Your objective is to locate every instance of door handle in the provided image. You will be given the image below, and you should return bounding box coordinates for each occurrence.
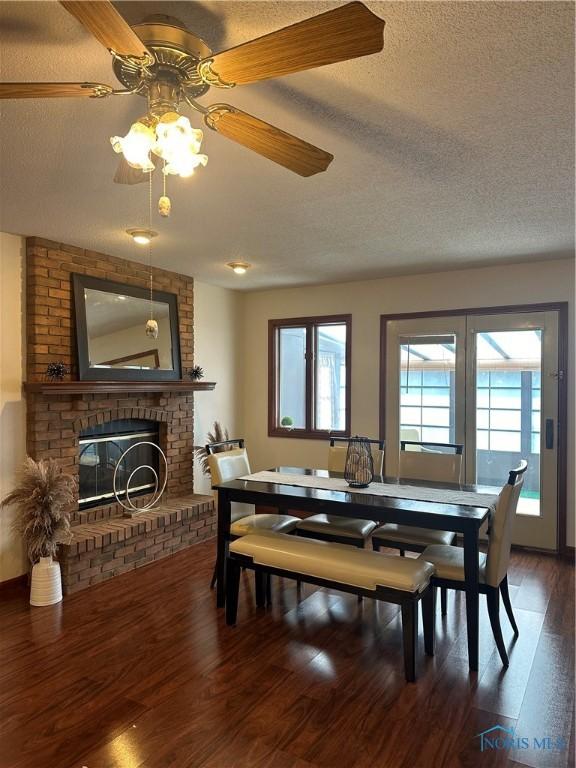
[545,418,554,449]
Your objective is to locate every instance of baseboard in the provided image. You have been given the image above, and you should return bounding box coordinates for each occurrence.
[0,573,28,594]
[562,545,575,563]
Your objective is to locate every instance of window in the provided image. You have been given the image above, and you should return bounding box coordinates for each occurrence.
[476,369,540,454]
[399,338,456,445]
[269,315,351,438]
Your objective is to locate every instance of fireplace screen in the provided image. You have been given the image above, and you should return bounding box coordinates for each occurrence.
[79,419,160,508]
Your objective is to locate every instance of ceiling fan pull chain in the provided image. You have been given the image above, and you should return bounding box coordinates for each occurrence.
[149,169,153,318]
[145,171,158,340]
[159,163,171,217]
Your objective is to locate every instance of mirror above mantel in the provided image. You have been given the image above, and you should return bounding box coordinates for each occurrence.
[73,274,182,381]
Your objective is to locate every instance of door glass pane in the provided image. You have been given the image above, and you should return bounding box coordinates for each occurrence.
[278,327,306,429]
[475,329,542,516]
[315,323,347,431]
[399,336,456,445]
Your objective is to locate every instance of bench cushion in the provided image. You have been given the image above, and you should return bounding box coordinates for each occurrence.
[419,544,487,582]
[296,514,376,539]
[373,524,455,548]
[230,514,299,537]
[229,533,435,593]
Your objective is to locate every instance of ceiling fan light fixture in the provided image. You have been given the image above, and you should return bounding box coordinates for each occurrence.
[227,261,251,275]
[111,120,156,171]
[153,112,208,178]
[163,152,208,178]
[126,228,158,246]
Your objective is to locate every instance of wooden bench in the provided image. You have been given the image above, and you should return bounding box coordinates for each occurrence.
[226,533,436,682]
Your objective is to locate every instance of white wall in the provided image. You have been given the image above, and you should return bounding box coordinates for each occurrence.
[193,281,242,494]
[0,233,27,580]
[240,258,575,547]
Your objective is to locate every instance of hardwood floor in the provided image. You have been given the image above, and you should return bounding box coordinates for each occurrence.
[0,542,573,768]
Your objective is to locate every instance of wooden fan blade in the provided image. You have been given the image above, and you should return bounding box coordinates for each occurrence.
[0,82,112,99]
[113,158,149,185]
[203,2,384,86]
[205,106,333,177]
[60,1,152,59]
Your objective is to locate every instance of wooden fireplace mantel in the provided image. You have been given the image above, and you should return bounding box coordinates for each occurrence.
[23,381,217,395]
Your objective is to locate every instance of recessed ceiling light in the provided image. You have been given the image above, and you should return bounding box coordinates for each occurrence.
[227,261,251,275]
[126,228,158,246]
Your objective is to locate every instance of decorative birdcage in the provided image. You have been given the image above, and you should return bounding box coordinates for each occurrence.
[344,436,374,488]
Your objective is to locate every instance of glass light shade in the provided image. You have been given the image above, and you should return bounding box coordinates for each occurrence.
[163,153,208,178]
[152,113,208,178]
[126,228,157,246]
[227,261,251,275]
[110,121,155,172]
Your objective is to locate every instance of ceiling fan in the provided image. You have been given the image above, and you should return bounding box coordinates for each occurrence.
[0,1,385,179]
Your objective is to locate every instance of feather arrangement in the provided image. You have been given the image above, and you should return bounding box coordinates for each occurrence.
[194,420,230,476]
[0,458,75,564]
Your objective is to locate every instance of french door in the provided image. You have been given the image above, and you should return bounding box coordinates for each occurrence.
[384,309,562,551]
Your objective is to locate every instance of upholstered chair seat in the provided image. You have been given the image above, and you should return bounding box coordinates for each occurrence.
[374,524,455,548]
[420,545,488,582]
[230,513,299,537]
[230,533,435,592]
[295,438,384,549]
[296,514,376,540]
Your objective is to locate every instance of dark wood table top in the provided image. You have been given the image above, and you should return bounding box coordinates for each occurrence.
[213,466,496,526]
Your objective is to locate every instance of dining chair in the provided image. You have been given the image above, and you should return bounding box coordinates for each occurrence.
[327,436,385,475]
[418,461,527,667]
[372,440,463,615]
[206,439,300,588]
[294,437,385,549]
[400,428,421,447]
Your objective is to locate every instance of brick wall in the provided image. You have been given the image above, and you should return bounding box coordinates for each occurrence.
[26,236,194,381]
[24,237,216,593]
[25,237,199,519]
[60,495,215,593]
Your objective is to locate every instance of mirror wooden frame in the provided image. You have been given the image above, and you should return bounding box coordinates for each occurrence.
[72,274,182,381]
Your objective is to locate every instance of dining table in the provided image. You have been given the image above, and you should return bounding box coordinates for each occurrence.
[213,466,497,672]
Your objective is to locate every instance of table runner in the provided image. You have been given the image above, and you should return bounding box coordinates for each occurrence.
[240,471,498,512]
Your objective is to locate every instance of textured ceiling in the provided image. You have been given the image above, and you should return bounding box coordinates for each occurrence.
[0,1,573,290]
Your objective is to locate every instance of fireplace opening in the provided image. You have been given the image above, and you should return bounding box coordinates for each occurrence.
[79,419,160,509]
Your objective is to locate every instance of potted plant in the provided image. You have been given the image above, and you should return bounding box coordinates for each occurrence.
[280,416,294,431]
[1,458,75,606]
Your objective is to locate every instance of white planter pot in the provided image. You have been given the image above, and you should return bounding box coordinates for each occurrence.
[30,556,63,607]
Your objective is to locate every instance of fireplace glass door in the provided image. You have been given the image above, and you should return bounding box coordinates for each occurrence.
[79,420,160,508]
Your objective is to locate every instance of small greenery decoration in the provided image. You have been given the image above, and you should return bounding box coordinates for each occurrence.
[280,416,294,428]
[188,365,205,381]
[45,361,70,381]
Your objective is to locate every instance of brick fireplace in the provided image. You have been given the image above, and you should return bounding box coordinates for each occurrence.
[25,237,216,593]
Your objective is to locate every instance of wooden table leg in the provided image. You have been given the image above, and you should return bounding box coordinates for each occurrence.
[463,526,480,672]
[216,489,231,608]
